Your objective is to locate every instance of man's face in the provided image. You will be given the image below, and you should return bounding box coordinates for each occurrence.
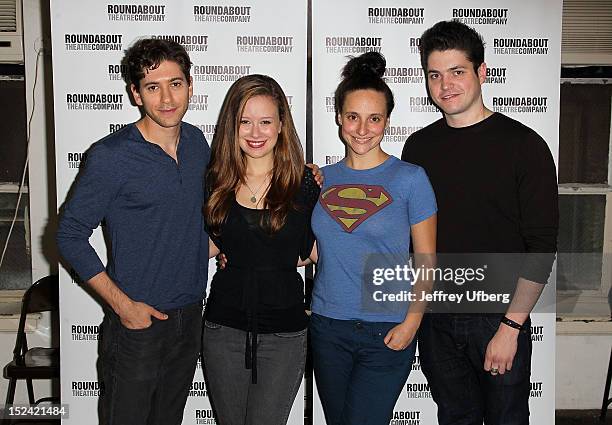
[130,60,192,132]
[425,49,486,126]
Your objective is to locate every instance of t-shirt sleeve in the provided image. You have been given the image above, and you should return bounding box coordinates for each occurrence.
[407,166,437,226]
[299,167,321,261]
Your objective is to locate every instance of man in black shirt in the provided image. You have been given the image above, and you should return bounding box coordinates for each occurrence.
[401,21,558,425]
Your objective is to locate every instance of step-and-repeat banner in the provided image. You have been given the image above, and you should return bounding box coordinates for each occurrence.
[311,1,560,424]
[50,0,560,424]
[50,1,306,424]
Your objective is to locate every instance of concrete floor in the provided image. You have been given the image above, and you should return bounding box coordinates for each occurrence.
[557,410,612,424]
[8,411,612,424]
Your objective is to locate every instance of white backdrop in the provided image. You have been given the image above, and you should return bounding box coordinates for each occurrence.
[50,1,307,424]
[50,0,560,423]
[311,1,560,424]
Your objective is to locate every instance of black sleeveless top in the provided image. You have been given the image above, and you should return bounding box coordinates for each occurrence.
[205,168,319,333]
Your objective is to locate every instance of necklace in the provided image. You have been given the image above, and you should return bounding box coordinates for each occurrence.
[244,174,270,204]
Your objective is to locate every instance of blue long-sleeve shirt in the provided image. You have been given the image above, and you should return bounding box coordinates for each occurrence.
[57,122,211,310]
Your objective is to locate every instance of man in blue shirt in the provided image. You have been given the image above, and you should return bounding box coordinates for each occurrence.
[57,38,211,425]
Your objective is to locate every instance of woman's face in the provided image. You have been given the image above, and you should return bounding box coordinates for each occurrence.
[338,89,388,159]
[238,95,282,161]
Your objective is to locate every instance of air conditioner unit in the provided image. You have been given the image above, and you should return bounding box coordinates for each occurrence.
[0,0,23,64]
[562,0,612,65]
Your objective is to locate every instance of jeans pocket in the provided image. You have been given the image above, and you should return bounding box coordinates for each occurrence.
[121,318,157,333]
[273,328,307,338]
[482,314,504,332]
[372,323,393,342]
[203,320,222,330]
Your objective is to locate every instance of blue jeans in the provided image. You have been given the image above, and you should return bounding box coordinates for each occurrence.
[99,302,203,425]
[201,321,307,425]
[310,313,416,425]
[418,314,532,425]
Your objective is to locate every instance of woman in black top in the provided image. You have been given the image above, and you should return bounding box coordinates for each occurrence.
[203,74,319,425]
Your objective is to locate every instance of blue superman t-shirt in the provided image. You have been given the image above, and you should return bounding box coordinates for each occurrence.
[311,155,437,323]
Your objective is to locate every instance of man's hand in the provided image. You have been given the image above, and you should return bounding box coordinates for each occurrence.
[306,163,324,187]
[116,299,168,330]
[87,271,168,330]
[384,320,418,351]
[484,277,543,375]
[484,324,519,375]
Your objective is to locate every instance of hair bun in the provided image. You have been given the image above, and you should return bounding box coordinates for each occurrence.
[341,51,386,79]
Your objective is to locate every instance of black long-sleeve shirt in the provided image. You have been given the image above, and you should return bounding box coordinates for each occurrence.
[401,113,558,285]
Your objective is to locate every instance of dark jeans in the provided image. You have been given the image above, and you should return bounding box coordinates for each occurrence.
[99,302,203,425]
[201,321,307,425]
[310,313,416,425]
[418,314,532,425]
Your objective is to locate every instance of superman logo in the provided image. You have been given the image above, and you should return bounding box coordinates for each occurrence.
[319,184,393,232]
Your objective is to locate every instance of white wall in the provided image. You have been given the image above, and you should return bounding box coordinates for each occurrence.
[24,0,57,281]
[0,0,56,406]
[556,331,612,409]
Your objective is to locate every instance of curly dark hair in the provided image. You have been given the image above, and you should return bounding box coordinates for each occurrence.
[122,38,192,89]
[419,20,485,74]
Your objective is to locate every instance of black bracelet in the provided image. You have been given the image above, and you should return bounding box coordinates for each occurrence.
[500,316,524,331]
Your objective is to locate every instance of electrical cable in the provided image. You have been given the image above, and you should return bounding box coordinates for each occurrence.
[0,43,43,274]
